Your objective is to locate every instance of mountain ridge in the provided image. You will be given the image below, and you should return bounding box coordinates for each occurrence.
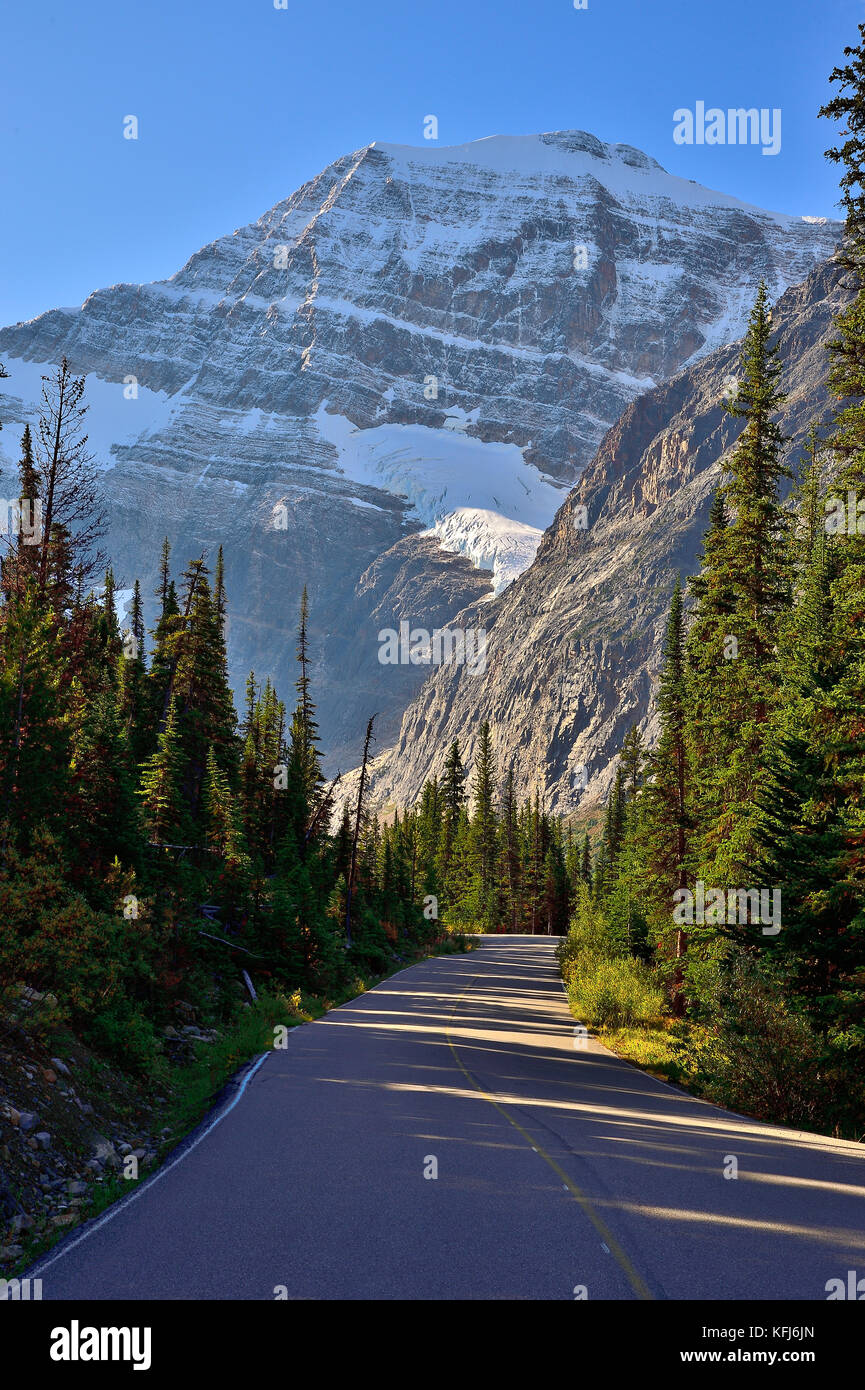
[351,255,849,819]
[0,128,840,768]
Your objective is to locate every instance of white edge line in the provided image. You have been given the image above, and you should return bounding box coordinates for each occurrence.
[28,1051,271,1280]
[25,953,453,1281]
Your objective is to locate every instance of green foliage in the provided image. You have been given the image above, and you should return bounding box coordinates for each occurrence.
[558,881,661,1029]
[558,883,621,977]
[566,956,664,1031]
[0,379,445,1076]
[679,955,831,1130]
[564,67,865,1129]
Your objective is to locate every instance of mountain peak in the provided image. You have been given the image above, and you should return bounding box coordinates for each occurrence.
[0,126,841,774]
[366,127,823,226]
[372,127,666,175]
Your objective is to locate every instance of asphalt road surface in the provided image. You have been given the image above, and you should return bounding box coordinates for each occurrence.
[28,935,865,1300]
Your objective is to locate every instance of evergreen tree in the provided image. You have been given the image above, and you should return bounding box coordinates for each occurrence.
[468,721,500,929]
[33,358,106,601]
[0,588,69,839]
[696,285,792,889]
[1,425,41,598]
[202,745,248,870]
[138,697,190,843]
[499,767,522,932]
[641,579,690,1009]
[817,41,865,973]
[580,833,592,888]
[438,740,466,890]
[173,557,238,814]
[118,579,149,767]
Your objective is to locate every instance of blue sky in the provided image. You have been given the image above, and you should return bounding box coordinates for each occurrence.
[0,0,860,326]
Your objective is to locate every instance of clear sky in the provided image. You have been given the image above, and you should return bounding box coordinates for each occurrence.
[0,0,860,327]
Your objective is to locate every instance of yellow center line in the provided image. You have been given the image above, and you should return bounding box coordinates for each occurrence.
[445,972,654,1301]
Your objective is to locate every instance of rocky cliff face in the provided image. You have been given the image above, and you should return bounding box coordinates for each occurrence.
[0,130,838,768]
[357,258,849,818]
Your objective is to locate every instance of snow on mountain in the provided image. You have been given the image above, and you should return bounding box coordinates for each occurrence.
[0,129,841,768]
[313,402,566,589]
[354,259,850,819]
[0,356,180,473]
[425,509,546,594]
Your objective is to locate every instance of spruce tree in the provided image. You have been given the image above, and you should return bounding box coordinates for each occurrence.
[33,358,106,601]
[641,578,690,1009]
[580,833,592,888]
[498,767,522,931]
[438,740,466,890]
[820,37,865,885]
[138,697,190,843]
[469,721,500,929]
[1,425,41,597]
[173,558,238,813]
[698,285,792,890]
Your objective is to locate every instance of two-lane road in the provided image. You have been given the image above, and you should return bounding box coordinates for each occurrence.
[30,936,865,1299]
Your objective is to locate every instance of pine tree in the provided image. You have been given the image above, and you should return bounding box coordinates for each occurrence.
[0,587,69,839]
[499,766,522,931]
[280,594,326,860]
[820,40,865,878]
[468,721,500,929]
[580,833,592,887]
[214,546,227,632]
[595,768,625,900]
[294,587,323,797]
[619,725,646,802]
[148,541,183,741]
[172,558,238,815]
[202,745,248,870]
[697,285,792,889]
[68,687,141,876]
[523,791,548,934]
[416,776,442,905]
[116,579,148,768]
[438,740,466,891]
[138,697,190,844]
[1,425,41,598]
[723,283,791,656]
[346,715,376,948]
[641,578,690,1009]
[543,828,570,935]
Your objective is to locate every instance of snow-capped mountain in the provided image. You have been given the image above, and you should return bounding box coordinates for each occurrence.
[0,129,839,767]
[352,259,849,820]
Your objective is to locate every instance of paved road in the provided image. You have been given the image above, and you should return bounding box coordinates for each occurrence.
[29,935,865,1300]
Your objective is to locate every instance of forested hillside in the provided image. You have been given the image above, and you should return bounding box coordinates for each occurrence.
[559,39,865,1137]
[0,374,464,1078]
[0,348,584,1093]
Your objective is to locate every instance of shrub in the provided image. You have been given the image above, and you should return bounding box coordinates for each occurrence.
[679,954,829,1128]
[567,956,664,1030]
[557,884,621,984]
[84,1002,160,1076]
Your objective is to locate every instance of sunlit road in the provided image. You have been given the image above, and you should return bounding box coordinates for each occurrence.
[30,935,865,1300]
